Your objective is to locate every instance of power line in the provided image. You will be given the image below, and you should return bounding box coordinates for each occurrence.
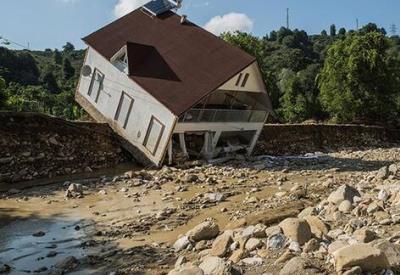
[0,35,30,50]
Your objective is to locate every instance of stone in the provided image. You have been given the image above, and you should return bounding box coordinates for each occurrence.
[328,240,348,255]
[186,221,219,242]
[274,250,294,265]
[297,207,316,219]
[327,184,361,205]
[288,241,301,252]
[47,251,58,257]
[185,174,198,183]
[241,257,263,266]
[333,243,390,272]
[338,200,353,214]
[32,231,45,237]
[342,266,362,275]
[245,238,263,252]
[204,193,225,203]
[303,239,320,253]
[55,256,79,271]
[67,183,82,193]
[229,249,245,263]
[267,233,286,249]
[279,218,312,245]
[377,166,389,180]
[175,256,187,268]
[279,257,320,275]
[174,236,191,252]
[353,229,376,243]
[371,239,400,269]
[378,190,389,201]
[211,231,233,257]
[199,257,231,275]
[242,224,266,238]
[265,225,282,237]
[304,216,329,239]
[388,164,398,175]
[168,265,204,275]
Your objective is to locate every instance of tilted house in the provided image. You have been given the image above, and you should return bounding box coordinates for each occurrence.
[76,3,274,166]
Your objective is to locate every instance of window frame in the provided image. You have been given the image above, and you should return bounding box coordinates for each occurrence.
[87,68,105,103]
[241,73,250,87]
[143,116,165,156]
[114,91,134,129]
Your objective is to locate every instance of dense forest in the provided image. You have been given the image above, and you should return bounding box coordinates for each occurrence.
[0,23,400,125]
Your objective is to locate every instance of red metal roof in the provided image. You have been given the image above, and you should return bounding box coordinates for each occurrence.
[83,10,256,116]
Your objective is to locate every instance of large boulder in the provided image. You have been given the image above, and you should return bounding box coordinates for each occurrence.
[327,184,360,205]
[279,218,312,245]
[186,221,219,242]
[211,231,233,257]
[279,257,321,275]
[199,257,231,275]
[333,243,390,272]
[304,216,329,239]
[371,239,400,269]
[174,236,191,252]
[168,265,204,275]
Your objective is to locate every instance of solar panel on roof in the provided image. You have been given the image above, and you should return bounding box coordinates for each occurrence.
[142,0,178,16]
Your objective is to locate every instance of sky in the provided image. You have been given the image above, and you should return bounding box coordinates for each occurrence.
[1,0,399,50]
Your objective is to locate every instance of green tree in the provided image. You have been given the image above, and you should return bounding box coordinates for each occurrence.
[62,58,75,80]
[330,24,336,36]
[319,32,399,122]
[62,42,75,53]
[0,76,7,108]
[42,71,60,94]
[338,27,346,36]
[54,49,62,64]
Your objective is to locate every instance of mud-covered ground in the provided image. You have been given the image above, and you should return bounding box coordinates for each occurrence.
[1,147,400,274]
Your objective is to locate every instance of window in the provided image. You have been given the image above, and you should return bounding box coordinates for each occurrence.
[241,73,250,87]
[115,92,134,129]
[143,116,165,155]
[235,73,243,86]
[88,69,104,102]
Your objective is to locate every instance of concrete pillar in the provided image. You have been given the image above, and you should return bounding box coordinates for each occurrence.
[179,133,189,158]
[247,128,262,156]
[167,140,173,165]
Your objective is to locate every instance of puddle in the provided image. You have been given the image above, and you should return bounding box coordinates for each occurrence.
[0,217,94,274]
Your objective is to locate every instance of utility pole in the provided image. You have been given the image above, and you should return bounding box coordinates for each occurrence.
[356,18,359,30]
[286,8,290,29]
[390,24,397,36]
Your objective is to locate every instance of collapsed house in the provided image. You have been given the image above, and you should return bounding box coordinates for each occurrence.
[75,0,274,166]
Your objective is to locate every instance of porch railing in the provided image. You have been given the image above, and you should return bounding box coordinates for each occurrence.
[179,108,267,123]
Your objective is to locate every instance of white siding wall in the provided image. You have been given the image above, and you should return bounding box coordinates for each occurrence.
[77,47,177,166]
[218,62,267,93]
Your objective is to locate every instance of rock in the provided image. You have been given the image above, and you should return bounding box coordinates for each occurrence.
[267,234,286,249]
[204,193,225,203]
[55,256,79,271]
[327,184,360,205]
[333,243,389,272]
[288,241,301,252]
[241,257,263,266]
[67,183,82,193]
[279,218,312,245]
[98,190,107,195]
[32,231,45,237]
[304,216,329,239]
[377,166,389,180]
[245,238,263,252]
[186,221,219,242]
[279,257,320,275]
[298,207,316,219]
[174,236,191,252]
[242,224,266,238]
[378,190,389,201]
[371,239,400,269]
[388,164,398,175]
[338,200,353,213]
[328,240,348,255]
[211,231,233,257]
[353,229,376,243]
[0,264,11,273]
[175,256,187,268]
[265,225,282,237]
[342,266,362,275]
[168,265,204,275]
[47,251,58,257]
[185,174,198,183]
[8,188,21,195]
[303,239,320,253]
[367,201,382,214]
[199,257,231,275]
[229,249,245,263]
[274,250,294,265]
